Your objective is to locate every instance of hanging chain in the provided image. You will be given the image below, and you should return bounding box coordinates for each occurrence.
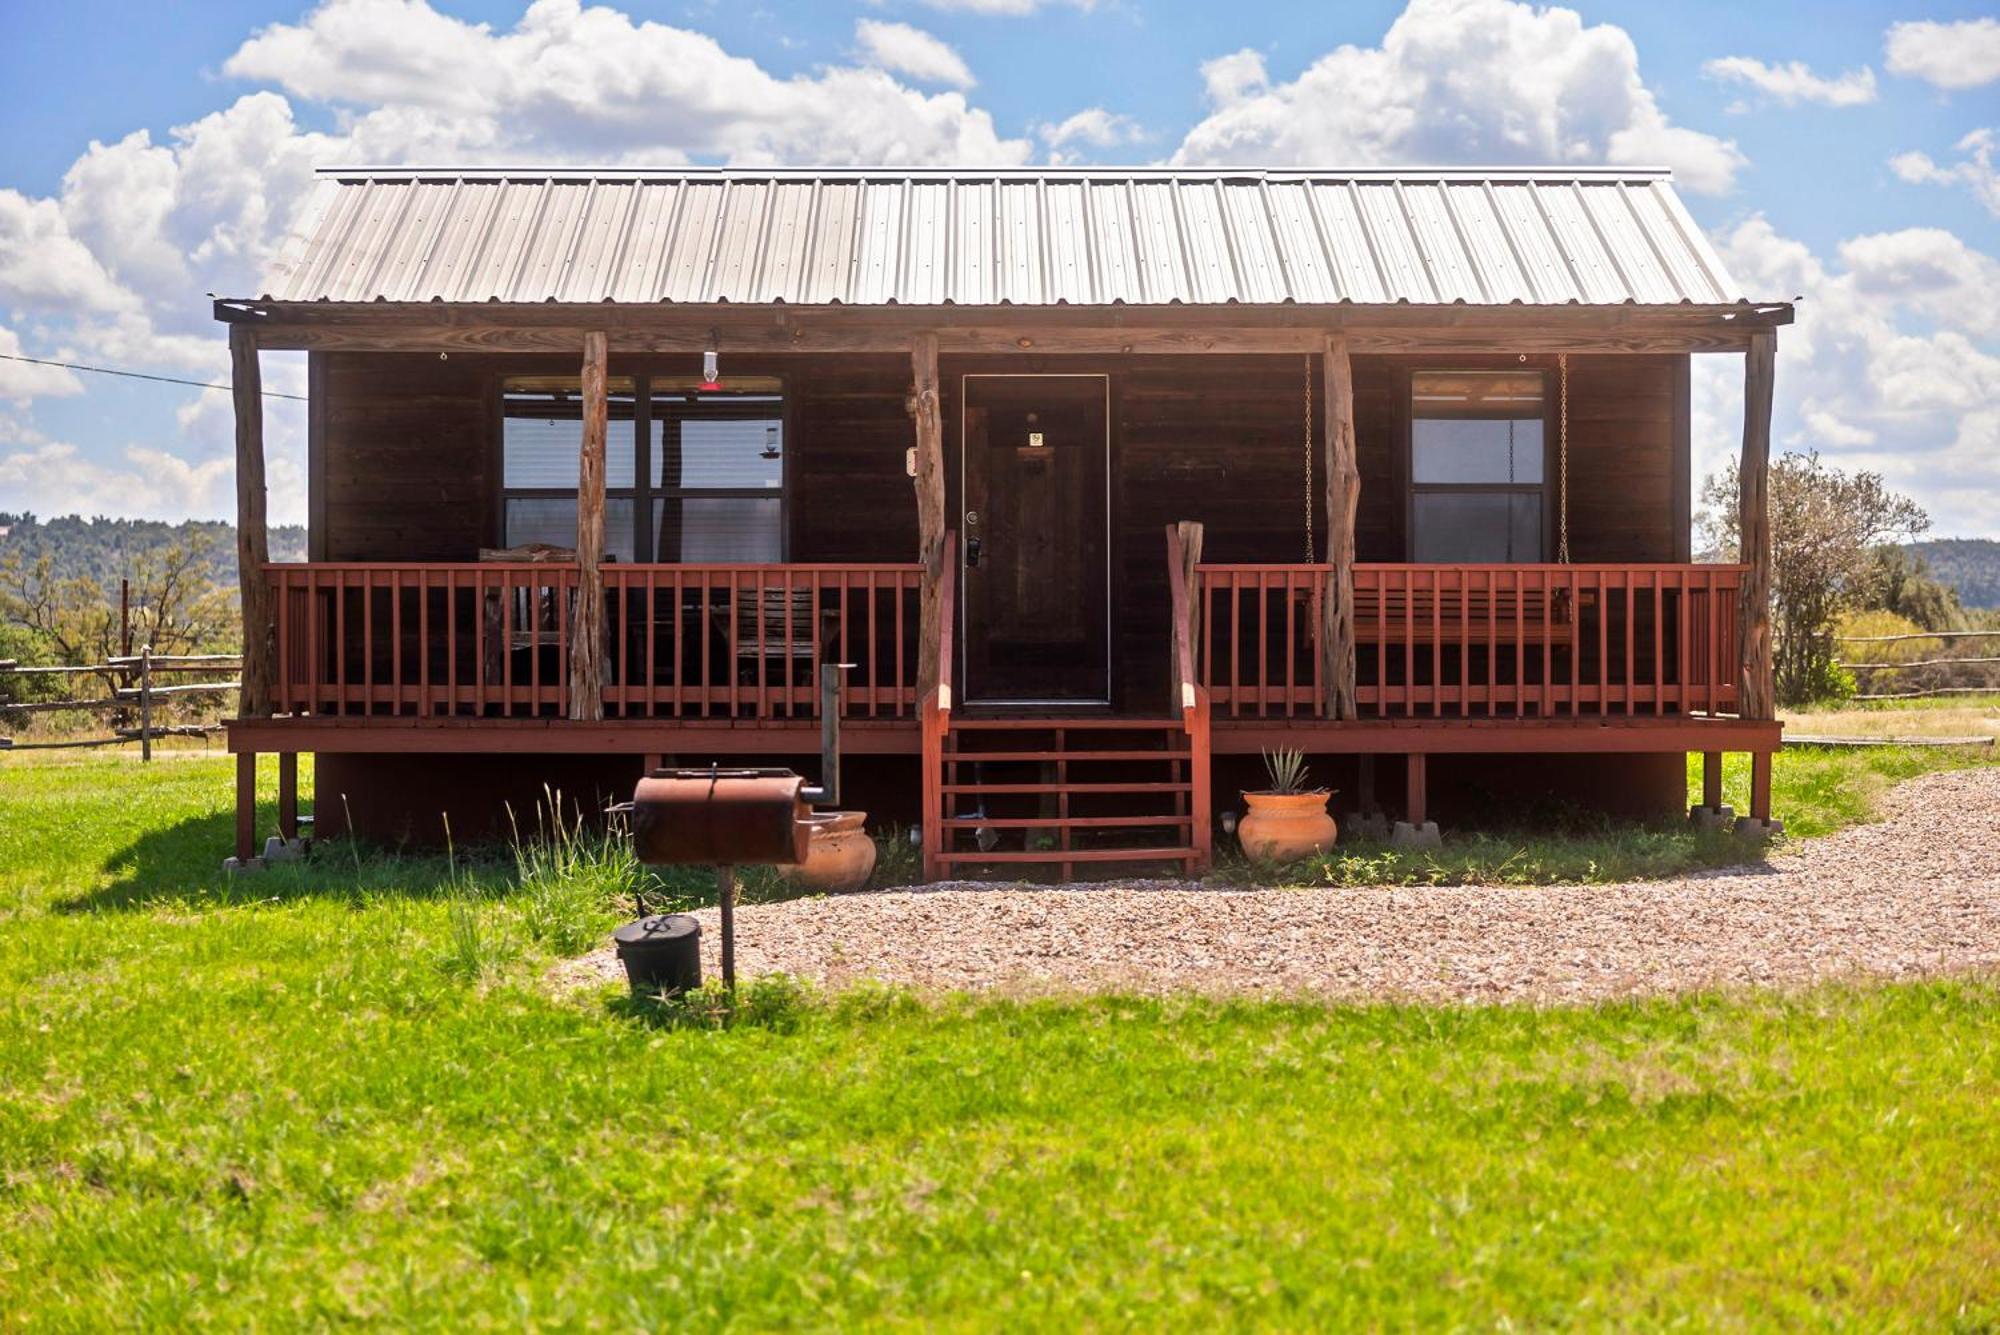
[1557,352,1572,565]
[1303,353,1316,563]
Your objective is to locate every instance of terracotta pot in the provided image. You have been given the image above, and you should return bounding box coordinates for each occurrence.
[1237,791,1338,861]
[784,811,877,894]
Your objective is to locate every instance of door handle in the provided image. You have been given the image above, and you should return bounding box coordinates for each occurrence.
[965,536,983,568]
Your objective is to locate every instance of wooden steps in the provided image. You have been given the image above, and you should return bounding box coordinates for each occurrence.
[930,715,1206,879]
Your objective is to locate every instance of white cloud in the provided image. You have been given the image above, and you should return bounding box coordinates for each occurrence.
[0,328,84,401]
[2,0,1031,521]
[0,191,135,315]
[1173,0,1746,195]
[1693,215,2000,537]
[1885,17,2000,91]
[223,0,1025,166]
[1891,128,2000,219]
[1199,50,1270,106]
[1702,56,1877,107]
[1837,225,2000,336]
[854,20,975,89]
[1037,107,1143,162]
[0,440,235,521]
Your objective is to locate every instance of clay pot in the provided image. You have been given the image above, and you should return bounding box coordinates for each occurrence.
[1237,791,1338,861]
[784,811,877,894]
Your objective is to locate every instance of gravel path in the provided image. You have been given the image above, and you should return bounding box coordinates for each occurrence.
[559,767,2000,1005]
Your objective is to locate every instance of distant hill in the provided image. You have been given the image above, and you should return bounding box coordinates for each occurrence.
[0,514,308,589]
[1910,539,2000,609]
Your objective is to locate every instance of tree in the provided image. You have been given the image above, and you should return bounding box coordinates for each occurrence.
[1700,451,1929,707]
[1856,545,1962,632]
[0,530,236,698]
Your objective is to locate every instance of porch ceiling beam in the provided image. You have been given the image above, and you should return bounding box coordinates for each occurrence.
[240,322,1778,356]
[218,298,1793,331]
[224,301,1793,357]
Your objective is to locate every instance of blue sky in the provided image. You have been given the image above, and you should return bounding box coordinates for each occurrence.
[2,0,1997,534]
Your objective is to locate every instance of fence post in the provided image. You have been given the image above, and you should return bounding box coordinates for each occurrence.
[139,644,153,763]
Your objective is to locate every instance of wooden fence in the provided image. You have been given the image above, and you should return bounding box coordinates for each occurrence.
[1837,628,2000,701]
[0,652,241,755]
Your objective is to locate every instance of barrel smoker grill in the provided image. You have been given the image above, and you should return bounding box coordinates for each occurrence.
[614,664,849,994]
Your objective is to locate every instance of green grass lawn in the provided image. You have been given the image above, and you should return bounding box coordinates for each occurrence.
[1,749,1996,1327]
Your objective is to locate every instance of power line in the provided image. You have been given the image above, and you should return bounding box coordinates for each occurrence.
[0,351,306,401]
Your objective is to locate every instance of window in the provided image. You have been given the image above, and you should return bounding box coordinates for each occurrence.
[1409,371,1546,562]
[499,375,785,562]
[650,377,784,562]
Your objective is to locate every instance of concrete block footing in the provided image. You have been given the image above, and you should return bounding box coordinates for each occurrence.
[222,856,265,874]
[263,836,308,863]
[1390,820,1442,850]
[1688,804,1736,831]
[1733,816,1785,841]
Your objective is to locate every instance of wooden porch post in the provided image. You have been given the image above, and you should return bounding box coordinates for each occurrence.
[911,332,946,698]
[1321,334,1360,719]
[231,324,275,719]
[1739,329,1776,721]
[235,752,258,863]
[568,330,608,721]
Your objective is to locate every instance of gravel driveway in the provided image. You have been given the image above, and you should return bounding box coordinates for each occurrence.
[562,766,2000,1005]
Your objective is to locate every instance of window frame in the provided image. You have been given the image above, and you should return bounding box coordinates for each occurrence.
[649,387,789,565]
[493,371,790,564]
[1404,366,1555,564]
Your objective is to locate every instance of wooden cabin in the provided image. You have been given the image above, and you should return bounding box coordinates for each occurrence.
[220,166,1786,876]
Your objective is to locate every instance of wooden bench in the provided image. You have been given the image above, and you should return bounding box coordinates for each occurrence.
[1353,586,1591,648]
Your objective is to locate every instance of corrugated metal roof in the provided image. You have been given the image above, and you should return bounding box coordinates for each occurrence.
[254,167,1751,308]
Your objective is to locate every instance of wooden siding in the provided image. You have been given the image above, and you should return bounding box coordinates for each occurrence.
[312,349,1688,708]
[318,352,492,561]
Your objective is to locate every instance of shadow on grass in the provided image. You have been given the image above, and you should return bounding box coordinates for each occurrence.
[60,804,929,916]
[57,801,484,913]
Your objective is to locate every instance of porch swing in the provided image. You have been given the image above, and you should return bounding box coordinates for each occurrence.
[1338,353,1584,651]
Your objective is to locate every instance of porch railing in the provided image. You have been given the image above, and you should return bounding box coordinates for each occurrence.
[1195,562,1745,720]
[269,561,924,720]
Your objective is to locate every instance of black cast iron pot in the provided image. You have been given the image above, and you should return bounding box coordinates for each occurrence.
[612,914,703,995]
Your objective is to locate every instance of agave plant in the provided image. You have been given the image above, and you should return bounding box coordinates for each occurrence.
[1258,747,1318,795]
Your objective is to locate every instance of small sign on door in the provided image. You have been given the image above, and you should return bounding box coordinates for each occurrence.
[1028,431,1045,448]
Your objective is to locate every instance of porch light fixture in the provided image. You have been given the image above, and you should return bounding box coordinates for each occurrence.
[699,329,722,392]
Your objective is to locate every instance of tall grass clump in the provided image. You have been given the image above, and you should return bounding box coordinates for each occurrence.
[508,787,637,956]
[437,817,510,982]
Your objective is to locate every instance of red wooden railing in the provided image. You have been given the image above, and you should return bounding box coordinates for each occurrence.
[269,561,923,720]
[1194,562,1745,720]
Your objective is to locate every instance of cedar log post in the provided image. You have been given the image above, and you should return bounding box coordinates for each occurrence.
[1320,334,1360,719]
[1176,519,1204,696]
[231,324,275,719]
[568,330,609,721]
[911,333,946,699]
[1738,329,1776,721]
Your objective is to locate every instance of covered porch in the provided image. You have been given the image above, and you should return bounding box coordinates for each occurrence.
[217,166,1787,873]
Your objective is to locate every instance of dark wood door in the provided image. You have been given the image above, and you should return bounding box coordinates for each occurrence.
[961,375,1110,703]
